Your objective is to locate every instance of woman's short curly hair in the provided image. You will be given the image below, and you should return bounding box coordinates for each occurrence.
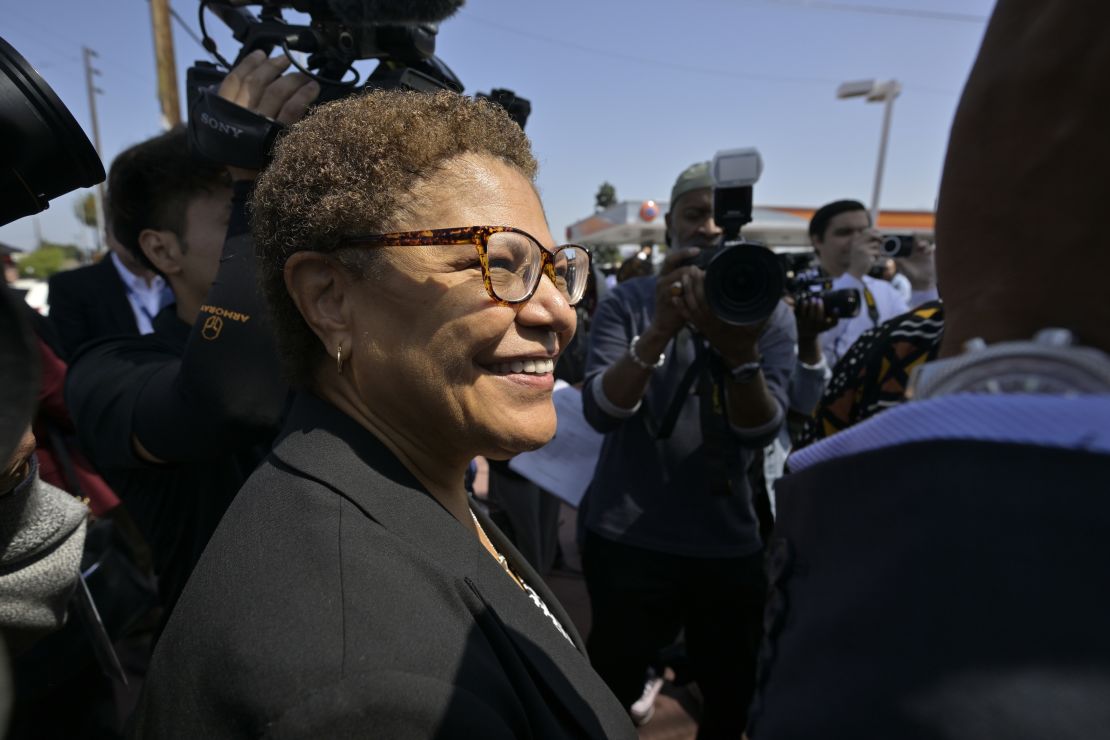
[252,89,538,385]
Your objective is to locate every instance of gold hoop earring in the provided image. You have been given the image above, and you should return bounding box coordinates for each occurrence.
[336,343,344,375]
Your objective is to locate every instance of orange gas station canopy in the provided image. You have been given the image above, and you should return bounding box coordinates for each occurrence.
[770,206,935,232]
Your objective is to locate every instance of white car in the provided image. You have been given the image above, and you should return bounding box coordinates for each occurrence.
[11,278,49,315]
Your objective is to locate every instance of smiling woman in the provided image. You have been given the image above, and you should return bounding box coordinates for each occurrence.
[129,90,635,740]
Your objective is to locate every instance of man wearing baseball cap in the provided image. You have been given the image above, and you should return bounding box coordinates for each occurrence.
[579,161,796,735]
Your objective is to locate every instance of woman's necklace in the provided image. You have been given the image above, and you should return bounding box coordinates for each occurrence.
[469,509,525,590]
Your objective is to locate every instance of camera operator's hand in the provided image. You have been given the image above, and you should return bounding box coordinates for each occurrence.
[675,266,767,367]
[218,50,320,181]
[848,227,882,279]
[894,236,937,291]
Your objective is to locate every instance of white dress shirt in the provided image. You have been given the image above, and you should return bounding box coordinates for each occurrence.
[819,273,909,368]
[110,252,173,335]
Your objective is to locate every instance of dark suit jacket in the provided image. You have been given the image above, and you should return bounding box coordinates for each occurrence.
[749,439,1110,739]
[48,257,138,359]
[130,393,636,739]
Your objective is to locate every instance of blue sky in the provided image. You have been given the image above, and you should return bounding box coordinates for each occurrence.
[1,0,996,252]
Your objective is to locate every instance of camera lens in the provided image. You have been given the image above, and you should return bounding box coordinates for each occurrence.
[0,38,104,226]
[822,288,862,319]
[880,235,915,258]
[703,242,785,325]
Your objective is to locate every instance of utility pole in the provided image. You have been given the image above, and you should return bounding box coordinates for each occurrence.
[150,0,181,130]
[32,216,44,250]
[82,46,105,254]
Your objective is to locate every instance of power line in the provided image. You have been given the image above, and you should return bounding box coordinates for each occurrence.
[168,4,208,51]
[740,0,989,24]
[454,11,958,96]
[5,9,150,86]
[457,12,845,88]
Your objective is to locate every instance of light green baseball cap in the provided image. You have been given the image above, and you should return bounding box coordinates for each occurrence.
[669,161,713,210]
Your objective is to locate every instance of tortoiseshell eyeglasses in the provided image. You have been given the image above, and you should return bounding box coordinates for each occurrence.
[337,225,592,306]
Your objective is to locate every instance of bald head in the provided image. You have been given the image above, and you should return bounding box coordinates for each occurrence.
[935,0,1110,357]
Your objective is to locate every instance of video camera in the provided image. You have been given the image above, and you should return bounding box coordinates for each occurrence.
[187,0,531,171]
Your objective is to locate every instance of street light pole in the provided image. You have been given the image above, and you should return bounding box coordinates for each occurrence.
[868,80,901,225]
[837,79,902,226]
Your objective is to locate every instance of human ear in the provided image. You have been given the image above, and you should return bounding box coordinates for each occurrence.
[138,228,183,276]
[283,252,355,360]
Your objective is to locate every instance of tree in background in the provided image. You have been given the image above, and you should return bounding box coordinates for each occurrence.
[17,241,83,279]
[588,244,621,269]
[73,191,104,252]
[74,193,98,230]
[595,182,617,212]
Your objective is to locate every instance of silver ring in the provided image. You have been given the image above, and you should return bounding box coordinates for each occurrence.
[669,280,683,296]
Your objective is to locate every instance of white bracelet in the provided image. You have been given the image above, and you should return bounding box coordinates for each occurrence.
[628,334,665,370]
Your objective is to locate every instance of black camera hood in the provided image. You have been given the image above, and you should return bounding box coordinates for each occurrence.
[188,88,285,171]
[0,37,104,226]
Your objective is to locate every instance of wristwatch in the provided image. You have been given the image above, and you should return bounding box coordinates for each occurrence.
[729,360,763,384]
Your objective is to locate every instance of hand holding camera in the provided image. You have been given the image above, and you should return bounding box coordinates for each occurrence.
[672,263,767,365]
[217,50,320,180]
[894,236,937,290]
[650,247,701,340]
[793,294,838,340]
[849,227,883,277]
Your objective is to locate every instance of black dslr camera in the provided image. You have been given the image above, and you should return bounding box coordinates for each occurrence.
[186,0,531,170]
[782,258,861,320]
[689,148,786,326]
[688,148,861,325]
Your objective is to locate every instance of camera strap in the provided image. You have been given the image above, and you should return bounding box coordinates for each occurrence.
[655,333,704,440]
[698,345,740,497]
[654,334,739,497]
[863,283,881,327]
[188,89,285,171]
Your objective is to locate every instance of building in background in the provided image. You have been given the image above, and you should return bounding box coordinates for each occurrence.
[568,200,935,266]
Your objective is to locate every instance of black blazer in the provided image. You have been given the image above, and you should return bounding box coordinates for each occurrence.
[48,257,138,359]
[130,393,636,739]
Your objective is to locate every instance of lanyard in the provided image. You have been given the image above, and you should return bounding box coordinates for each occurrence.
[862,283,881,328]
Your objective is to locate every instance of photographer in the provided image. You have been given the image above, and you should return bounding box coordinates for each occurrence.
[809,200,909,368]
[580,161,796,735]
[65,52,317,615]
